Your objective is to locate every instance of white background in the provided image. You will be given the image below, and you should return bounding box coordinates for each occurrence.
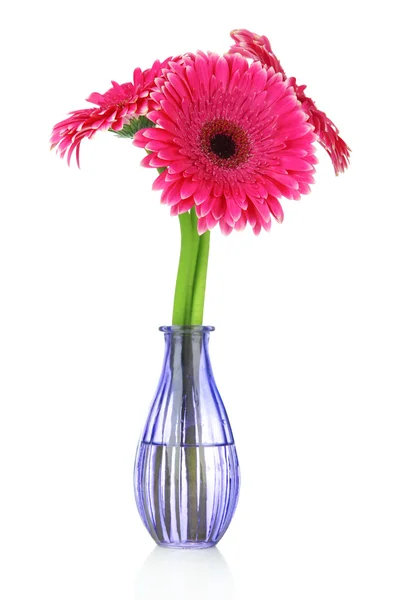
[1,1,399,598]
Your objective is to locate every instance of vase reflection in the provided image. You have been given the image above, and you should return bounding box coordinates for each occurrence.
[134,546,235,600]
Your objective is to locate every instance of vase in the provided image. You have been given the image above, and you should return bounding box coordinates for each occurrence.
[134,325,240,549]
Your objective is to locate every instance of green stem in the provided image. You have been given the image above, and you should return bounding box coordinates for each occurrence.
[172,212,193,325]
[184,210,200,323]
[172,209,211,326]
[190,229,210,325]
[155,164,211,325]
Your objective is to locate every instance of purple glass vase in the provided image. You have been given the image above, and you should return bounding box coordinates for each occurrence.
[134,326,240,549]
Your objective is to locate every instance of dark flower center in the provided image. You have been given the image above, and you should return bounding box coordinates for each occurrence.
[200,119,250,169]
[210,133,236,159]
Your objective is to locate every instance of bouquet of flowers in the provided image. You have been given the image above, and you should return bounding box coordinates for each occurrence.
[51,28,349,549]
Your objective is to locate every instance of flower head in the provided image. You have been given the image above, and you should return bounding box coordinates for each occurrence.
[50,59,169,167]
[230,29,350,174]
[134,51,317,235]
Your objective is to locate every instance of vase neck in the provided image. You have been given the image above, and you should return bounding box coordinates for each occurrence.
[162,327,213,379]
[140,325,234,446]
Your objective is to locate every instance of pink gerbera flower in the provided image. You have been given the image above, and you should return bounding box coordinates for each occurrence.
[50,59,169,167]
[229,29,350,174]
[134,51,317,235]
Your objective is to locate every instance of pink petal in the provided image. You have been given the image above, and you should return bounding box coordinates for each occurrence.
[152,171,167,190]
[266,196,284,223]
[180,178,198,199]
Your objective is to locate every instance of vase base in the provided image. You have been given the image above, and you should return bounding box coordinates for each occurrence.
[157,541,216,550]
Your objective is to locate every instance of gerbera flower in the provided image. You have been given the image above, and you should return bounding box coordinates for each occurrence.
[134,51,317,235]
[50,59,169,167]
[229,29,350,174]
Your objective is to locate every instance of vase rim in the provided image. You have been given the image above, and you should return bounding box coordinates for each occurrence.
[159,325,215,334]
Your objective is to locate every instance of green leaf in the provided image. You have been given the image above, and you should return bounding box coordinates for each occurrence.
[109,115,156,138]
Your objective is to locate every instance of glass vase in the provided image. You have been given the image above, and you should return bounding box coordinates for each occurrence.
[134,326,240,549]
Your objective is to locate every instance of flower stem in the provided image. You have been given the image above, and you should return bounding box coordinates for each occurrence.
[172,211,193,325]
[184,210,200,323]
[190,227,210,325]
[172,209,211,325]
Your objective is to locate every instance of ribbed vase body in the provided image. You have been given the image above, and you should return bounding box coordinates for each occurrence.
[134,326,240,549]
